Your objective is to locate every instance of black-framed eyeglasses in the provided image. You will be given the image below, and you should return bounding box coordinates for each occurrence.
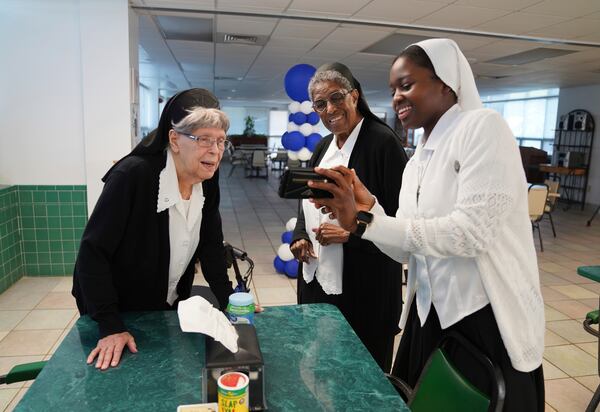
[312,90,353,113]
[175,131,232,151]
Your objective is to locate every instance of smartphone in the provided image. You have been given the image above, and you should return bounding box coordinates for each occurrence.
[278,167,334,199]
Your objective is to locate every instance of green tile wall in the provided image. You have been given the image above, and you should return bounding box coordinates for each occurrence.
[0,184,88,292]
[0,186,24,294]
[18,186,87,276]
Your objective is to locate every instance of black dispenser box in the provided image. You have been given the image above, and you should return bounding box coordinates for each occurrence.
[202,324,267,410]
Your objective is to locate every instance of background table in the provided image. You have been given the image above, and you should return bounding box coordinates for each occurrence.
[15,304,408,411]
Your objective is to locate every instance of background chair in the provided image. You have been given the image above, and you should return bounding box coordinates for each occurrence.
[247,150,268,178]
[577,265,600,412]
[227,146,249,178]
[386,331,505,412]
[544,179,560,237]
[528,183,549,252]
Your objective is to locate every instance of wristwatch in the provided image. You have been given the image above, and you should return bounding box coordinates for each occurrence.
[353,211,373,238]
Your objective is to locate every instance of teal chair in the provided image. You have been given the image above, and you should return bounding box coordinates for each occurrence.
[0,361,47,385]
[387,331,505,412]
[577,265,600,412]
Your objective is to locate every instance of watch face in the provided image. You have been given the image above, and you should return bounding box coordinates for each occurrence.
[357,211,373,224]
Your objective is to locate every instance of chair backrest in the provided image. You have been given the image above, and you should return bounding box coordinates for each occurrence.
[251,150,266,167]
[528,184,549,220]
[409,331,505,412]
[410,350,490,412]
[544,179,560,210]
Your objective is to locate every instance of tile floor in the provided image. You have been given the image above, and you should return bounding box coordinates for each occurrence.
[1,163,600,411]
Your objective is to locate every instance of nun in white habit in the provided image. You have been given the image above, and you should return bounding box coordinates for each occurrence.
[308,38,545,411]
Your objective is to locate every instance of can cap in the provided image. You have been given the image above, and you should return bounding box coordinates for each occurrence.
[228,292,254,307]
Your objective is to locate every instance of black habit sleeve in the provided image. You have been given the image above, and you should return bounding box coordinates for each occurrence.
[74,168,135,338]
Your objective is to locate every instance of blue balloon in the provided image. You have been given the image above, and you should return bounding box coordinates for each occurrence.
[284,259,299,278]
[287,131,305,151]
[284,64,316,102]
[307,112,320,125]
[306,133,322,152]
[281,132,289,149]
[288,113,294,122]
[291,112,307,125]
[281,231,293,244]
[273,256,286,274]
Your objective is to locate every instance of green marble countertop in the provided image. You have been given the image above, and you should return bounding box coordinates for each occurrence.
[15,304,408,411]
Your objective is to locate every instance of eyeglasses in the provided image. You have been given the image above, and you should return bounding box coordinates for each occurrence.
[312,90,353,113]
[175,131,232,151]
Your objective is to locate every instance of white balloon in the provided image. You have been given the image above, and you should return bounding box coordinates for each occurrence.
[297,147,312,161]
[288,101,301,113]
[313,125,321,133]
[286,217,298,232]
[300,100,313,114]
[299,123,313,136]
[287,122,299,132]
[277,243,294,261]
[287,150,299,161]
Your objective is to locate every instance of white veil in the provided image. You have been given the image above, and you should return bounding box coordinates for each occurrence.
[409,38,483,111]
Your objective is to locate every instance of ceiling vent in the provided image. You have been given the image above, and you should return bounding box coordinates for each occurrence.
[361,33,432,55]
[156,16,213,42]
[486,48,577,65]
[223,34,258,45]
[216,33,268,46]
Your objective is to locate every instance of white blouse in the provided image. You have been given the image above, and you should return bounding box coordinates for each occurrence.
[301,118,363,294]
[364,105,544,372]
[157,149,205,305]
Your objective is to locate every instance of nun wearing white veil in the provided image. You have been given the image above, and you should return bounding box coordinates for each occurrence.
[308,38,545,410]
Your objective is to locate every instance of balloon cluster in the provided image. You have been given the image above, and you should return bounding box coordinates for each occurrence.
[281,64,323,162]
[273,218,299,278]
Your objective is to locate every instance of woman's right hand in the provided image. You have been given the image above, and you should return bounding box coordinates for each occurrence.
[87,331,138,370]
[290,239,316,263]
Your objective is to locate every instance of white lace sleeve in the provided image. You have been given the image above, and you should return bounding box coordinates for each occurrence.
[367,199,410,263]
[365,111,523,258]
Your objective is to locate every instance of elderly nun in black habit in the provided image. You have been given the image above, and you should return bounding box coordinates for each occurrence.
[291,63,408,371]
[72,89,234,370]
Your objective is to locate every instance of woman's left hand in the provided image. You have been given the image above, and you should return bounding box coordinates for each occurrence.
[312,223,349,246]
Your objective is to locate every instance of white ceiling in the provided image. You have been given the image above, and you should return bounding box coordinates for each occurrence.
[132,0,600,107]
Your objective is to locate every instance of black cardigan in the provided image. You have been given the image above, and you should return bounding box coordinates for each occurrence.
[72,153,233,337]
[292,117,408,336]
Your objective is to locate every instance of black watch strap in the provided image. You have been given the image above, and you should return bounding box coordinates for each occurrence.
[353,211,373,238]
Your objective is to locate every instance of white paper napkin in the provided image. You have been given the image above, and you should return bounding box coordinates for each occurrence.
[177,296,239,353]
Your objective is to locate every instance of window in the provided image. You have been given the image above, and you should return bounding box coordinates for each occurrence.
[482,88,559,154]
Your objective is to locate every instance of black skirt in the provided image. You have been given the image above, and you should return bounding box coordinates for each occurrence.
[392,301,545,412]
[298,274,396,372]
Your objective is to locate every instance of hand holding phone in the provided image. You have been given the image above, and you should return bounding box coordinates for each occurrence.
[278,167,335,199]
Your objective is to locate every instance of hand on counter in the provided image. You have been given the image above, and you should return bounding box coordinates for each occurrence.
[254,303,264,313]
[87,331,138,370]
[312,223,349,246]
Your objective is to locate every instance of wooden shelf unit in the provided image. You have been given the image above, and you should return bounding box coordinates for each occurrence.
[550,110,595,210]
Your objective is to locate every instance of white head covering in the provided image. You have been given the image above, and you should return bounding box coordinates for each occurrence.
[408,38,483,111]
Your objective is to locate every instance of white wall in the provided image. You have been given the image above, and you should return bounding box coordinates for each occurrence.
[0,0,134,214]
[557,85,600,207]
[0,0,86,185]
[79,0,134,213]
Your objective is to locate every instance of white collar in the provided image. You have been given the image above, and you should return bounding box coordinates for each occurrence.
[421,104,461,152]
[157,149,204,214]
[333,117,363,156]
